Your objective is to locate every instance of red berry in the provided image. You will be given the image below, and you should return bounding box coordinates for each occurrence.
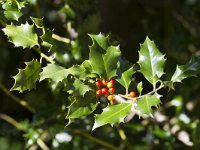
[129,91,137,98]
[107,82,113,88]
[102,79,108,86]
[101,88,108,94]
[107,95,114,101]
[109,87,115,94]
[109,79,115,85]
[104,92,109,97]
[96,89,102,96]
[96,80,102,87]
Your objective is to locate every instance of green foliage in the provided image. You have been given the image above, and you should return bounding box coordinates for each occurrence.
[11,60,41,93]
[89,33,121,80]
[136,94,161,117]
[2,22,39,48]
[93,103,132,130]
[138,37,166,87]
[116,67,135,92]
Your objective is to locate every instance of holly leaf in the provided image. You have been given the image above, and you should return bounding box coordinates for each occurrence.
[138,36,166,87]
[40,63,69,84]
[11,60,41,93]
[92,103,132,130]
[40,28,56,52]
[116,67,135,92]
[136,94,161,117]
[89,34,121,79]
[137,82,143,96]
[73,79,92,96]
[67,92,98,119]
[30,17,44,28]
[171,56,200,83]
[2,22,39,49]
[67,65,87,81]
[89,33,109,50]
[2,0,25,21]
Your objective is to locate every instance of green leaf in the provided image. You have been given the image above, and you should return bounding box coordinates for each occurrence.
[40,63,69,84]
[136,94,161,117]
[67,92,98,119]
[92,103,132,130]
[30,17,44,28]
[11,60,41,93]
[73,79,92,96]
[40,28,56,52]
[171,56,200,83]
[2,0,25,21]
[2,22,39,49]
[89,34,121,79]
[116,67,135,92]
[67,65,87,81]
[137,82,143,96]
[138,36,166,86]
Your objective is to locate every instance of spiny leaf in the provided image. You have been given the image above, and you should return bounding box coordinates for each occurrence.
[89,34,121,80]
[171,56,200,83]
[67,65,87,81]
[30,17,44,28]
[11,60,41,93]
[92,103,132,130]
[138,36,166,87]
[116,67,135,92]
[73,79,92,96]
[40,28,56,52]
[137,82,143,96]
[136,94,161,117]
[2,22,39,49]
[2,0,25,21]
[67,92,98,119]
[40,63,69,84]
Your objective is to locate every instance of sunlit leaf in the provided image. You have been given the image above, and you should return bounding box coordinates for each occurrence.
[92,103,132,130]
[11,60,41,93]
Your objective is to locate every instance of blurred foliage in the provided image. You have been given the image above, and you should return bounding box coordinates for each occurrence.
[1,0,200,149]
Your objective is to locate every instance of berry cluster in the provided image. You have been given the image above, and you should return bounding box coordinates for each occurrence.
[95,79,116,104]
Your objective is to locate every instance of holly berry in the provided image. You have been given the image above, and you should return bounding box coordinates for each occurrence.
[96,80,102,87]
[109,79,115,85]
[101,88,108,94]
[107,82,113,88]
[129,91,137,98]
[96,89,102,96]
[110,99,116,105]
[102,79,108,86]
[104,92,109,97]
[109,87,115,94]
[107,95,114,101]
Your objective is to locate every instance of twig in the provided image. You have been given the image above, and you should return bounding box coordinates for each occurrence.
[52,34,70,44]
[34,47,55,64]
[118,84,164,100]
[0,83,35,113]
[69,129,118,150]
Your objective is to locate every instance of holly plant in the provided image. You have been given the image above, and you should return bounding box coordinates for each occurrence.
[1,0,200,132]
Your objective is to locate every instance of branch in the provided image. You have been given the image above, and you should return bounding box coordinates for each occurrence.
[34,47,55,64]
[0,83,35,113]
[52,34,70,44]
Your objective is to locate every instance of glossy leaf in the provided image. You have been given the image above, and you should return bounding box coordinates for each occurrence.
[30,17,44,28]
[11,60,41,93]
[92,103,132,130]
[89,34,121,79]
[2,0,25,21]
[137,82,143,96]
[136,94,161,117]
[116,67,135,92]
[171,56,200,83]
[40,63,69,84]
[2,22,39,49]
[67,92,98,119]
[138,36,166,86]
[73,79,92,96]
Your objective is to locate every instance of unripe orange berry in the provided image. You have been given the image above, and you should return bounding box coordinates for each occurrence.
[102,79,108,86]
[107,82,113,88]
[107,95,114,101]
[129,91,137,98]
